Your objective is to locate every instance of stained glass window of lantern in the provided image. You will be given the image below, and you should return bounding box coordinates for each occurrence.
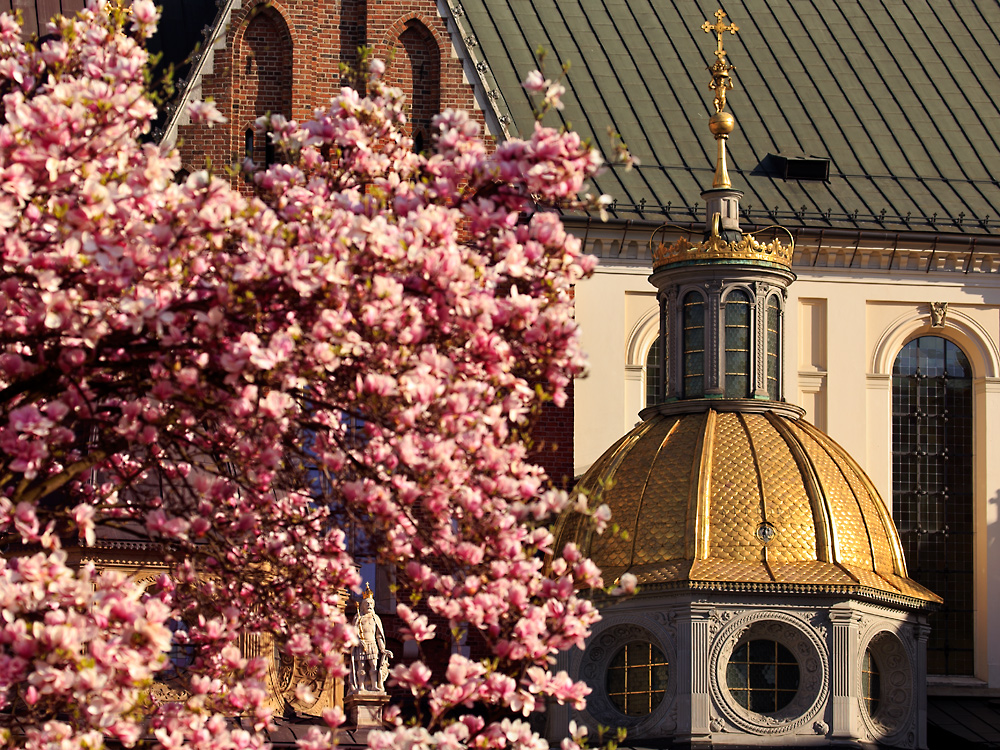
[766,297,780,400]
[645,338,662,408]
[724,289,751,397]
[682,292,705,398]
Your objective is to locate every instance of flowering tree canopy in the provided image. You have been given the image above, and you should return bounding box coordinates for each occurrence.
[0,4,609,750]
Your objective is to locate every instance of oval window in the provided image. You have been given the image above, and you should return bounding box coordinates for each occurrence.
[726,639,800,713]
[606,641,669,716]
[862,647,881,718]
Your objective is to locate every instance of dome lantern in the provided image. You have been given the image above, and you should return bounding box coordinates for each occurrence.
[645,10,797,409]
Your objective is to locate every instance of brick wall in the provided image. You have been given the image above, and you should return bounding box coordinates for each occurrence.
[176,0,485,175]
[529,382,576,491]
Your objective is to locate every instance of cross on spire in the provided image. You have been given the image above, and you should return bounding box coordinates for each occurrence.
[702,9,739,58]
[700,9,739,188]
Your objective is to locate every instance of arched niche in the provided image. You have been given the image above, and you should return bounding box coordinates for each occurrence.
[234,5,293,167]
[391,19,441,149]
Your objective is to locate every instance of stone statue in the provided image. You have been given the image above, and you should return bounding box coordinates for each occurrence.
[930,301,948,328]
[349,585,390,693]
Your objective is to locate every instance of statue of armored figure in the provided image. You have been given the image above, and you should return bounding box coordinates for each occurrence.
[349,585,391,693]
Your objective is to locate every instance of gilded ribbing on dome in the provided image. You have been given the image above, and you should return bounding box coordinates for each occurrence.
[561,410,940,608]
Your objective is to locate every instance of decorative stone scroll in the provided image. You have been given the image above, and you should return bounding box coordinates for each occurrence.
[709,610,829,735]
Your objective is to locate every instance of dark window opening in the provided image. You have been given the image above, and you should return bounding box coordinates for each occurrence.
[606,641,669,717]
[752,153,830,182]
[892,336,974,675]
[766,298,780,400]
[682,292,705,399]
[265,134,276,167]
[645,338,662,409]
[727,639,799,714]
[862,648,881,718]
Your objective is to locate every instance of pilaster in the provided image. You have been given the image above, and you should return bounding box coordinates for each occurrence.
[829,603,862,739]
[752,282,769,399]
[705,281,723,397]
[675,604,714,742]
[915,622,930,750]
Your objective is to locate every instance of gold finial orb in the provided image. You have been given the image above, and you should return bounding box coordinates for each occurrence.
[709,111,735,136]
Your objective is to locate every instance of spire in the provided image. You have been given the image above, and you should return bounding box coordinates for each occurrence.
[702,9,738,189]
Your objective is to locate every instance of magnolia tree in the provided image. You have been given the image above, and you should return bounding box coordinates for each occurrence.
[0,4,616,750]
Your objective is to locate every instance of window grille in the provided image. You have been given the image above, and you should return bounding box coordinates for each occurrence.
[892,336,974,675]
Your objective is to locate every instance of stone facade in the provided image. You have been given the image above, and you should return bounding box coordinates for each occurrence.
[564,595,928,748]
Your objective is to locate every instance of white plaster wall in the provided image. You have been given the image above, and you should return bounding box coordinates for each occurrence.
[574,266,655,476]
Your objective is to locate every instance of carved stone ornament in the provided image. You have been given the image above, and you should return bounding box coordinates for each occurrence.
[709,610,829,735]
[577,619,677,736]
[929,302,948,328]
[708,608,734,635]
[809,611,829,640]
[857,628,915,744]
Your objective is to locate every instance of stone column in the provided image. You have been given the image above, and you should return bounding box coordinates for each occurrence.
[675,604,714,743]
[705,282,723,397]
[752,281,769,399]
[974,376,1000,686]
[829,603,861,739]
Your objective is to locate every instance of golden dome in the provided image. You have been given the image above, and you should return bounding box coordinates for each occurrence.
[560,408,940,608]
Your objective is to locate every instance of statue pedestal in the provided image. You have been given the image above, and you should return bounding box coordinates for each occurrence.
[345,691,389,729]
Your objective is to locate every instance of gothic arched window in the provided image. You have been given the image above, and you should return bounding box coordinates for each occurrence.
[766,297,781,400]
[395,20,440,147]
[645,338,662,409]
[682,292,705,399]
[236,9,292,168]
[724,289,751,398]
[892,336,974,674]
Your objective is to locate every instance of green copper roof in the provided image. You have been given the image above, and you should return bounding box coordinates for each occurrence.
[458,0,1000,234]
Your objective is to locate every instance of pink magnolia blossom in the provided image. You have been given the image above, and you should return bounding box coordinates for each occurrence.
[0,5,610,750]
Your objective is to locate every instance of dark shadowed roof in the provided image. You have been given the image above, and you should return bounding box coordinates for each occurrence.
[458,0,1000,234]
[928,696,1000,748]
[146,0,221,86]
[0,0,84,38]
[0,0,218,89]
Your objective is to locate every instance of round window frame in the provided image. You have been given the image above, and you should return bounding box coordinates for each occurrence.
[857,629,914,742]
[579,622,677,733]
[710,612,828,735]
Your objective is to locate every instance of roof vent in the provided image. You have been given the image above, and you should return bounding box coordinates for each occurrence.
[753,153,831,182]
